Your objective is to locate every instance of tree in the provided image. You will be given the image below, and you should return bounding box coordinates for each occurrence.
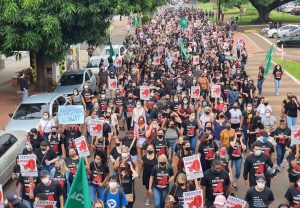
[0,0,117,90]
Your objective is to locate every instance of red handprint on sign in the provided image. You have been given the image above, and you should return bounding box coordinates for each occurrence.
[255,164,264,174]
[213,181,224,193]
[24,159,36,170]
[79,140,87,151]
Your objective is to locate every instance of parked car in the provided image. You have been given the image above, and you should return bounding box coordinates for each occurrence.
[283,5,295,13]
[267,25,300,38]
[277,29,300,47]
[0,130,27,185]
[86,56,109,75]
[5,93,66,132]
[291,6,300,15]
[54,69,97,95]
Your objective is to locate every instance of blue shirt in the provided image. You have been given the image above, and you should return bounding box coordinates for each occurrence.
[101,189,128,208]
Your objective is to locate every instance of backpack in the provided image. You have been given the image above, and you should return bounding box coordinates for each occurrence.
[103,188,123,207]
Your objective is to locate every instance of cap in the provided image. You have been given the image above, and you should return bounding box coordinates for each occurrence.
[213,195,226,205]
[40,170,50,177]
[256,175,266,181]
[261,131,268,137]
[6,193,21,205]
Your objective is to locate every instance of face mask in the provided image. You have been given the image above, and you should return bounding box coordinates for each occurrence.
[94,159,101,164]
[107,109,112,113]
[101,95,105,99]
[121,171,126,176]
[183,100,188,104]
[256,182,265,189]
[150,93,154,97]
[206,127,212,131]
[190,116,195,120]
[254,150,262,156]
[55,167,61,171]
[116,143,121,147]
[178,182,185,186]
[41,147,47,151]
[147,150,154,154]
[226,126,231,130]
[51,131,57,135]
[42,177,49,185]
[109,182,118,189]
[84,86,88,90]
[205,111,210,114]
[233,106,238,109]
[247,106,252,111]
[73,91,78,95]
[158,135,164,139]
[262,137,268,143]
[70,128,76,133]
[43,115,48,120]
[219,100,224,104]
[297,182,300,187]
[136,104,141,108]
[160,162,166,167]
[26,144,32,151]
[213,169,221,173]
[219,149,227,156]
[265,113,271,117]
[264,102,268,106]
[185,147,191,151]
[174,98,178,103]
[122,153,128,158]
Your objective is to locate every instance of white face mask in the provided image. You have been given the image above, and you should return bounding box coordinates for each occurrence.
[42,177,50,185]
[136,103,141,108]
[109,182,117,189]
[247,106,252,111]
[43,115,48,120]
[297,182,300,187]
[256,182,265,189]
[107,109,112,113]
[122,153,128,158]
[265,113,271,117]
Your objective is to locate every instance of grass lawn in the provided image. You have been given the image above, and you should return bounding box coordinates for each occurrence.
[273,57,300,81]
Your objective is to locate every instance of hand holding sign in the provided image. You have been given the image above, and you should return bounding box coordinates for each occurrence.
[191,86,200,99]
[108,78,118,91]
[211,84,221,98]
[74,136,90,158]
[291,126,300,146]
[183,155,203,180]
[19,155,38,177]
[140,86,150,100]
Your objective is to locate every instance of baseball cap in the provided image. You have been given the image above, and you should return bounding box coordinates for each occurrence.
[40,170,50,177]
[256,175,266,181]
[213,195,226,205]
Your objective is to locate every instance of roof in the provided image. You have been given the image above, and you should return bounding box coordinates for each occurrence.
[21,93,63,104]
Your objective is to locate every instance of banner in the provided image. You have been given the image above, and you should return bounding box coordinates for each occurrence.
[58,105,85,125]
[0,184,3,208]
[74,136,90,158]
[192,55,199,65]
[183,155,203,180]
[191,86,200,99]
[19,155,38,177]
[291,125,300,145]
[34,200,57,208]
[153,56,160,65]
[211,84,221,98]
[140,86,150,100]
[114,58,122,67]
[64,158,92,208]
[183,190,204,208]
[108,78,118,91]
[225,196,247,208]
[90,120,103,137]
[263,45,273,77]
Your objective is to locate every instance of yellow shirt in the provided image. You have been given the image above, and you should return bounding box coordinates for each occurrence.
[220,129,235,147]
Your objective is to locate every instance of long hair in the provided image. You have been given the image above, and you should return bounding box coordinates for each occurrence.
[56,159,68,175]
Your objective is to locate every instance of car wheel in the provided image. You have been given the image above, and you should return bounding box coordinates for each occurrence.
[272,33,278,39]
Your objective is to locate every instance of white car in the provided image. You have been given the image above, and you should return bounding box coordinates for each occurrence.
[267,25,300,38]
[99,45,126,60]
[0,130,28,185]
[5,93,66,132]
[86,56,109,75]
[283,5,295,13]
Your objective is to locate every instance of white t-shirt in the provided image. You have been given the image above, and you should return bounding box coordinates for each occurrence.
[229,109,242,124]
[38,119,55,133]
[257,104,272,117]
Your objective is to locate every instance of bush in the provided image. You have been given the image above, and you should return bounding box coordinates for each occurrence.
[142,14,151,23]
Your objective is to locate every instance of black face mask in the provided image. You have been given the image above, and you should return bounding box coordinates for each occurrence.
[178,182,185,186]
[158,135,164,139]
[116,143,121,147]
[70,128,76,133]
[185,147,191,151]
[51,132,57,135]
[264,102,268,106]
[160,162,166,166]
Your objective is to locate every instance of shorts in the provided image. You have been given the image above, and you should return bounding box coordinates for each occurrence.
[86,102,93,111]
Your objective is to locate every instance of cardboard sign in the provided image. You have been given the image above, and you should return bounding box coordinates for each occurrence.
[0,184,3,207]
[108,78,118,91]
[146,38,152,46]
[291,125,300,145]
[192,55,199,65]
[152,56,160,65]
[19,155,38,177]
[172,51,179,61]
[58,105,85,124]
[191,86,200,99]
[211,84,221,98]
[183,190,204,208]
[140,86,150,100]
[114,58,122,67]
[157,46,164,55]
[90,120,103,137]
[225,196,247,208]
[34,200,57,208]
[183,155,203,180]
[139,32,144,39]
[74,136,90,158]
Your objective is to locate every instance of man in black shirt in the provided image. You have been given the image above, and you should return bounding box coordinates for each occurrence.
[182,113,199,153]
[245,175,274,208]
[19,73,29,101]
[201,159,231,208]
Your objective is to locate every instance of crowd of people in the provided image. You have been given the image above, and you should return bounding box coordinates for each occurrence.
[4,5,300,208]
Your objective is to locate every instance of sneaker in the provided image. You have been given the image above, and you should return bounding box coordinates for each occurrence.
[144,199,150,206]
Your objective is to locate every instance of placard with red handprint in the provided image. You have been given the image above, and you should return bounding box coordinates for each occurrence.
[140,86,150,100]
[34,200,57,208]
[183,190,204,208]
[90,120,103,137]
[191,86,200,99]
[74,136,90,158]
[152,56,160,65]
[225,196,247,208]
[146,38,152,46]
[211,84,221,98]
[183,155,203,180]
[19,155,38,177]
[291,125,300,146]
[192,55,199,65]
[172,51,179,61]
[0,184,3,205]
[108,78,118,91]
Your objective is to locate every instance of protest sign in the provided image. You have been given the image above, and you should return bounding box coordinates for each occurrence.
[0,184,3,208]
[108,78,118,91]
[114,58,122,67]
[183,190,204,208]
[191,86,200,99]
[183,155,203,180]
[19,155,38,177]
[146,39,152,46]
[225,196,247,208]
[139,32,144,39]
[172,51,179,61]
[211,84,221,98]
[153,56,160,65]
[192,55,199,65]
[74,136,90,158]
[90,120,103,137]
[291,125,300,145]
[34,200,57,208]
[140,86,150,100]
[58,105,84,125]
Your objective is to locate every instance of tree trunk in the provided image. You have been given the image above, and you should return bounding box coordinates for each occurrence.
[35,53,48,92]
[256,7,271,23]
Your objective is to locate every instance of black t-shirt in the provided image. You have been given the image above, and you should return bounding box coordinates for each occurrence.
[93,137,109,152]
[48,134,65,156]
[228,138,243,160]
[152,137,170,157]
[19,77,29,91]
[254,141,275,157]
[198,141,218,161]
[273,67,283,80]
[272,127,291,145]
[65,157,79,176]
[63,130,81,155]
[34,181,63,207]
[201,169,230,202]
[242,110,256,127]
[182,119,198,138]
[119,173,134,194]
[111,147,121,160]
[151,166,174,189]
[288,153,300,176]
[245,186,274,208]
[169,184,195,208]
[286,102,300,118]
[124,99,136,117]
[29,136,43,150]
[52,171,68,198]
[123,137,138,156]
[81,89,93,103]
[19,176,38,201]
[103,123,112,139]
[284,185,300,207]
[35,148,57,167]
[89,161,110,185]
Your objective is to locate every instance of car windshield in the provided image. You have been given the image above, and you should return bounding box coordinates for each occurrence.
[86,58,109,68]
[0,134,17,157]
[13,103,48,120]
[60,73,83,86]
[103,48,119,56]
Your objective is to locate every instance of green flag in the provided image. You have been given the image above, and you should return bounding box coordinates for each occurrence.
[179,16,188,30]
[180,38,189,61]
[133,16,140,27]
[64,158,91,208]
[108,41,115,63]
[263,45,273,77]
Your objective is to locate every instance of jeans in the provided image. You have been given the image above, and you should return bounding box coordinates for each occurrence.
[287,116,297,129]
[189,136,197,153]
[22,90,28,101]
[153,186,169,208]
[231,158,242,180]
[257,79,264,95]
[274,79,281,95]
[22,199,33,208]
[276,143,286,165]
[89,185,104,203]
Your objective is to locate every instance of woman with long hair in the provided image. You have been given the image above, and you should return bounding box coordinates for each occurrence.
[257,65,265,96]
[37,112,56,141]
[133,116,147,158]
[51,159,71,200]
